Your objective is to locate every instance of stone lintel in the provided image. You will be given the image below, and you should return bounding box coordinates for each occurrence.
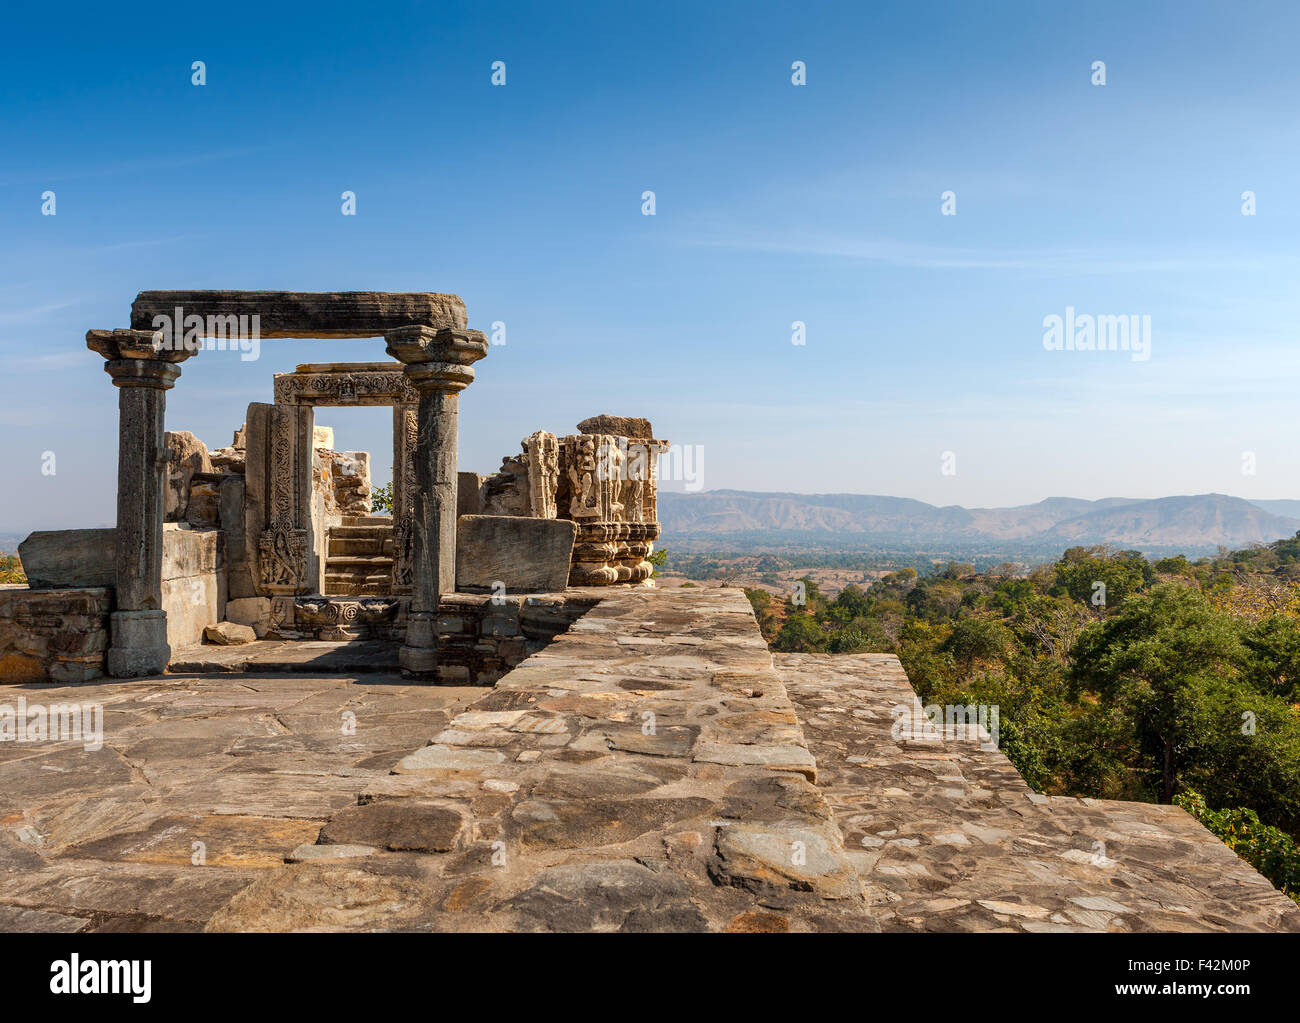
[129,291,467,338]
[273,362,414,406]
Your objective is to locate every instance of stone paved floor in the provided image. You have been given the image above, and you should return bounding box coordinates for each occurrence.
[0,673,479,931]
[0,589,1295,932]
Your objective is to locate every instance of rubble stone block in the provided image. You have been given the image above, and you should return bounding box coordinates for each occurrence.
[204,621,257,645]
[575,413,654,438]
[456,515,576,594]
[164,430,212,521]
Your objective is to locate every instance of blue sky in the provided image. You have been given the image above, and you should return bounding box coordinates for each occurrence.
[3,0,1298,533]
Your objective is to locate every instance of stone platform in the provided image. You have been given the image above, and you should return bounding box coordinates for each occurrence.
[778,652,1300,932]
[0,588,1295,932]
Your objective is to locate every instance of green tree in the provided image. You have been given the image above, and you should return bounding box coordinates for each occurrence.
[646,547,669,579]
[1241,615,1300,702]
[1054,545,1151,610]
[1070,584,1245,802]
[944,616,1012,673]
[773,613,827,653]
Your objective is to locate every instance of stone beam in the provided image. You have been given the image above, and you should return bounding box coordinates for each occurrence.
[130,291,467,338]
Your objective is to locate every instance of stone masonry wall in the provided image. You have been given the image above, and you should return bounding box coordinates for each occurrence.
[263,592,597,684]
[0,587,112,683]
[433,593,599,685]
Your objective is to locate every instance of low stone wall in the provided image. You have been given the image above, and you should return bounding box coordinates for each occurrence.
[0,586,112,683]
[250,591,597,684]
[433,592,599,684]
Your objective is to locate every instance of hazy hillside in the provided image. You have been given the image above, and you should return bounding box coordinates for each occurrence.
[1250,499,1300,520]
[659,491,1300,557]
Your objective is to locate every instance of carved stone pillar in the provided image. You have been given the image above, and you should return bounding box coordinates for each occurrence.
[86,329,195,677]
[385,326,489,675]
[559,433,669,586]
[391,404,418,593]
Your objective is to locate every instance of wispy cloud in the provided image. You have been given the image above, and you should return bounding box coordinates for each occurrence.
[0,145,282,187]
[684,230,1271,275]
[0,299,86,324]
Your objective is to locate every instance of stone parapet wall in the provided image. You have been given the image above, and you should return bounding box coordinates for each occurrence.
[0,586,112,683]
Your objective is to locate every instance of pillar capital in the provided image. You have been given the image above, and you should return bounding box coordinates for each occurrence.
[384,326,489,394]
[88,329,192,389]
[103,359,183,390]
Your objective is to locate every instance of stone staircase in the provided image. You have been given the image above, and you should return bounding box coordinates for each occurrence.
[323,516,395,595]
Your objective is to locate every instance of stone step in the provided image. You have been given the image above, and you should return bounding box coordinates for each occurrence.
[323,579,393,597]
[327,536,394,556]
[325,554,394,568]
[330,524,393,539]
[341,515,394,527]
[169,639,401,674]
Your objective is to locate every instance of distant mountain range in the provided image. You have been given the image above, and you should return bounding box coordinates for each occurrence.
[658,492,1300,557]
[6,495,1299,563]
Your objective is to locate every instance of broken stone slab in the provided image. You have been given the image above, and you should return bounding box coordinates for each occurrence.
[456,515,576,594]
[130,291,467,338]
[204,862,435,932]
[204,622,257,645]
[693,741,818,782]
[503,860,708,932]
[317,800,466,852]
[576,414,654,438]
[287,843,378,863]
[393,744,507,773]
[17,529,116,588]
[710,822,861,901]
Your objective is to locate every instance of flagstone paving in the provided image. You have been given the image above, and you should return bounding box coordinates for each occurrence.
[0,588,1296,932]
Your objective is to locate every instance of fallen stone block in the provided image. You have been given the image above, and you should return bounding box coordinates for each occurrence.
[204,622,257,645]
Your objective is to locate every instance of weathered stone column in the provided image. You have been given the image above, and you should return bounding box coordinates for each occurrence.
[87,329,195,677]
[385,326,488,675]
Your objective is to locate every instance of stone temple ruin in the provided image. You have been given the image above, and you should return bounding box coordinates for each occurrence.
[1,291,1298,933]
[3,291,668,686]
